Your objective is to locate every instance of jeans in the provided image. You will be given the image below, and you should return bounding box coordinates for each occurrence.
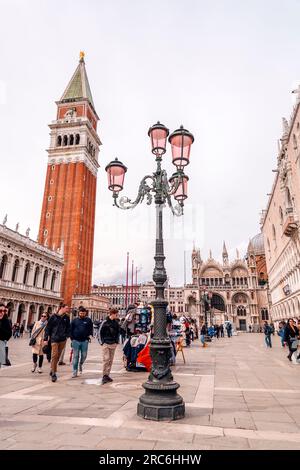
[0,340,5,366]
[72,340,88,373]
[265,335,272,348]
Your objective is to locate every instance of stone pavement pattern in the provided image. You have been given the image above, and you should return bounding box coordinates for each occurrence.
[1,333,300,450]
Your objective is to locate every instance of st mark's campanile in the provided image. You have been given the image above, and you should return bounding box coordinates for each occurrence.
[38,53,100,305]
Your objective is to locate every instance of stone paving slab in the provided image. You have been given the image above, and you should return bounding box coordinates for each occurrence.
[2,333,300,450]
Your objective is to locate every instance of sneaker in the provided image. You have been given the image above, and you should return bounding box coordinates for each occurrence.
[58,361,66,366]
[49,371,53,377]
[102,375,110,385]
[37,368,42,374]
[106,376,113,382]
[72,371,78,378]
[79,363,83,374]
[31,364,37,373]
[51,374,57,382]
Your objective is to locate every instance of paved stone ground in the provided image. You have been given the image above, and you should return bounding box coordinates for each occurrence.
[1,332,300,450]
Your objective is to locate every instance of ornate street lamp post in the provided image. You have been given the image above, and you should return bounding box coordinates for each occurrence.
[105,122,194,421]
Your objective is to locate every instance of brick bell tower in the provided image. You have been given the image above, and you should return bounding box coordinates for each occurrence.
[38,52,100,305]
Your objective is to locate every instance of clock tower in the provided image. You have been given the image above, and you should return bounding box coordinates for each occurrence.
[38,53,100,305]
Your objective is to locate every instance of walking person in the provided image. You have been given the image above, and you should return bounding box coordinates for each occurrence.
[263,321,272,348]
[44,304,71,382]
[220,324,224,338]
[70,306,93,378]
[20,323,25,338]
[119,318,127,344]
[13,323,20,339]
[277,321,286,348]
[4,310,12,366]
[185,318,191,347]
[226,322,232,338]
[31,313,48,373]
[0,304,12,368]
[200,323,207,347]
[124,304,136,338]
[99,308,120,384]
[28,323,34,338]
[284,318,299,361]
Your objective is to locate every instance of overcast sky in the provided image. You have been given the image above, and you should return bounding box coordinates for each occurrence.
[1,0,300,286]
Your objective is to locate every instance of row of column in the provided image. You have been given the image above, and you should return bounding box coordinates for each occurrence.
[9,301,56,329]
[1,253,61,293]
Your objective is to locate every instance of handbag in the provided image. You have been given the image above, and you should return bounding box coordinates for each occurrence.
[42,344,50,355]
[28,324,46,347]
[291,338,299,350]
[29,337,36,346]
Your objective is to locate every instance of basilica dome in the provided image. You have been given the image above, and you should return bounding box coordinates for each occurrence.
[248,233,265,255]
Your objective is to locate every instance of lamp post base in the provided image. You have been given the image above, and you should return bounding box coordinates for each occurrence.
[137,382,185,421]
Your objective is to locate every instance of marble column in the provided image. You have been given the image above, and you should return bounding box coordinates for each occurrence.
[12,302,19,324]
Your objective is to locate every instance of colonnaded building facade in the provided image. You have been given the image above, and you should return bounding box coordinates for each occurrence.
[189,239,269,331]
[262,87,300,326]
[0,221,63,327]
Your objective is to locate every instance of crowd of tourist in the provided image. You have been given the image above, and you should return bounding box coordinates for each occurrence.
[262,318,300,363]
[1,301,300,383]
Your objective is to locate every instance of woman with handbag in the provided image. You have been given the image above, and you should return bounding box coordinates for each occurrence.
[283,318,299,362]
[31,313,48,373]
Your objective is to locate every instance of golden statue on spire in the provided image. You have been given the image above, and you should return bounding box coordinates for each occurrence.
[79,51,85,61]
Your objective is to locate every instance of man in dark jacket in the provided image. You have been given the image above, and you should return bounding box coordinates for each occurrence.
[70,306,93,378]
[263,321,272,348]
[44,304,70,382]
[99,308,119,384]
[0,304,12,367]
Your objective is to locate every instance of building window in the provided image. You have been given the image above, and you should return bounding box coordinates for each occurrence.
[279,207,283,225]
[0,254,8,279]
[261,308,269,321]
[69,134,74,145]
[50,179,54,185]
[293,134,298,150]
[46,212,51,218]
[272,224,276,249]
[286,187,293,210]
[237,306,246,316]
[33,266,40,287]
[51,165,55,171]
[42,270,48,289]
[23,262,30,285]
[43,229,48,236]
[12,259,19,282]
[57,136,62,146]
[63,135,68,146]
[48,196,52,202]
[75,134,80,145]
